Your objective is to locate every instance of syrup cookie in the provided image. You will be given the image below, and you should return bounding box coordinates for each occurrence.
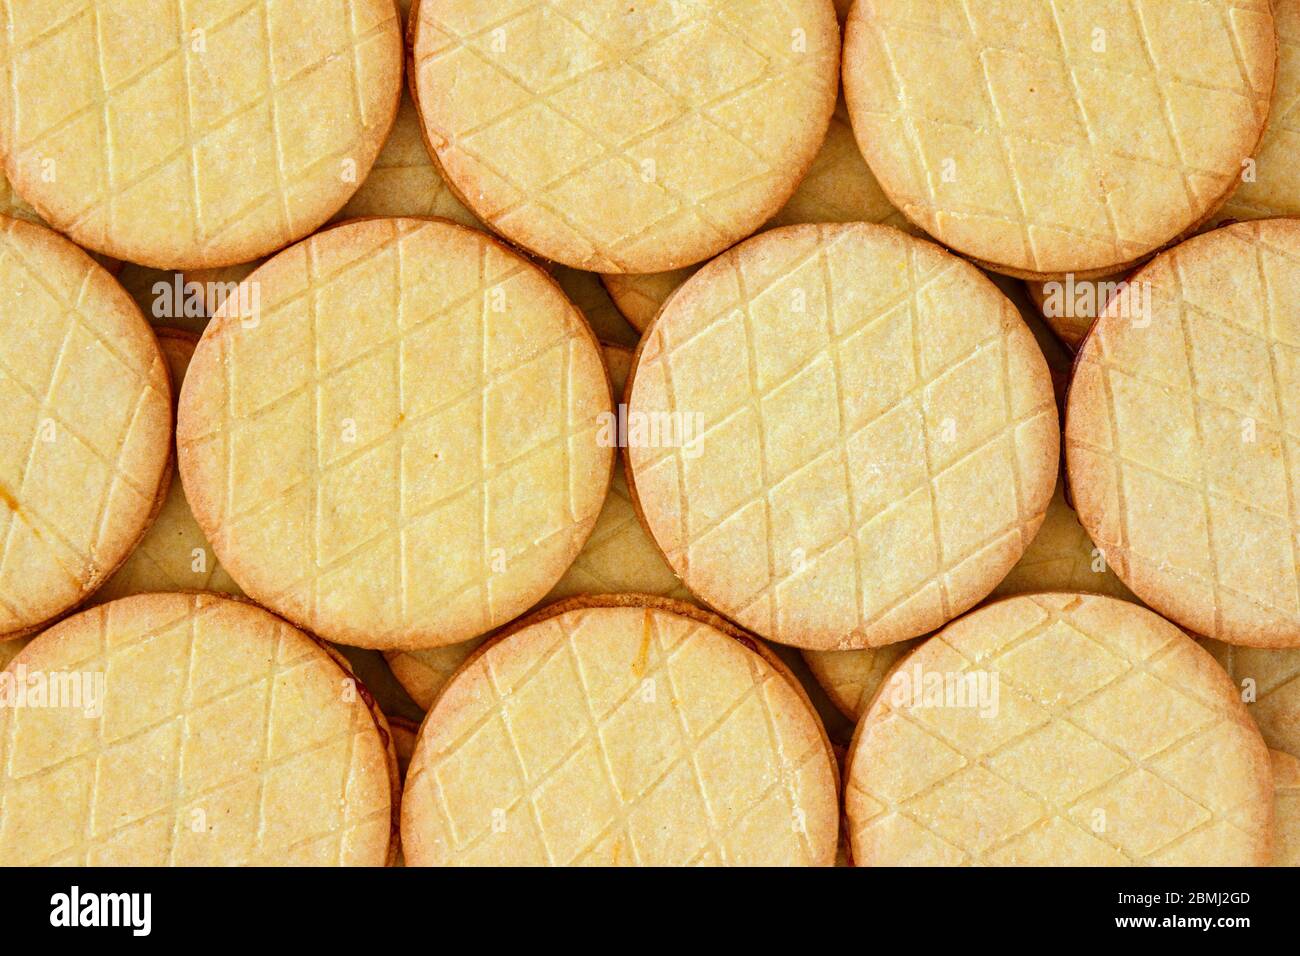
[0,216,172,639]
[625,223,1058,650]
[843,0,1276,279]
[401,596,839,866]
[0,593,396,865]
[0,0,403,269]
[385,343,691,708]
[602,101,916,332]
[96,330,239,602]
[845,593,1273,866]
[409,0,840,273]
[1067,219,1300,647]
[177,217,613,650]
[1201,639,1300,761]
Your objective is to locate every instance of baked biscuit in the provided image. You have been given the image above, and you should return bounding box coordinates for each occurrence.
[1067,219,1300,647]
[845,593,1273,866]
[1201,638,1300,761]
[0,216,172,639]
[843,0,1276,279]
[178,217,613,649]
[409,0,841,272]
[385,343,691,708]
[602,101,915,332]
[96,330,239,602]
[0,593,396,865]
[401,596,840,866]
[0,0,403,269]
[1273,749,1300,866]
[626,223,1058,649]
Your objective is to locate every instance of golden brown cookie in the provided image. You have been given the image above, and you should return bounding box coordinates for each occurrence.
[804,475,1138,720]
[1026,271,1128,349]
[1214,0,1300,226]
[803,639,921,722]
[409,0,841,273]
[0,0,403,270]
[991,477,1138,603]
[401,595,840,866]
[1067,219,1300,647]
[602,100,916,332]
[385,343,691,708]
[96,330,239,602]
[1028,0,1300,348]
[1201,638,1300,761]
[626,223,1058,650]
[0,593,395,865]
[843,0,1276,279]
[846,593,1274,866]
[1273,749,1300,866]
[178,218,613,650]
[0,216,172,639]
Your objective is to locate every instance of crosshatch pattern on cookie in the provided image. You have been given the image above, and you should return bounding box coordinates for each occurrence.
[96,332,240,601]
[1203,638,1300,761]
[628,223,1058,650]
[1067,219,1300,647]
[411,0,839,273]
[0,594,393,866]
[844,0,1275,277]
[602,104,917,332]
[178,218,613,650]
[0,218,171,637]
[402,604,838,866]
[846,593,1272,866]
[0,0,402,269]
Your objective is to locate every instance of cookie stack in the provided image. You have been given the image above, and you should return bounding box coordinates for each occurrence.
[0,0,1295,867]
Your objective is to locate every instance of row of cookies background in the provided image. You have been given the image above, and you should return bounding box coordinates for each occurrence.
[0,0,1297,868]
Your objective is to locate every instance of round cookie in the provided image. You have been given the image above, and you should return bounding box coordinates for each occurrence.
[409,0,841,273]
[1028,0,1300,347]
[96,330,240,602]
[804,475,1138,719]
[602,100,917,331]
[0,593,395,865]
[1200,638,1300,761]
[1067,219,1300,647]
[1026,271,1128,349]
[804,639,921,722]
[385,343,692,708]
[401,596,840,866]
[1273,749,1300,866]
[842,0,1276,279]
[177,217,613,650]
[626,222,1059,650]
[845,593,1274,866]
[0,0,403,270]
[0,216,172,639]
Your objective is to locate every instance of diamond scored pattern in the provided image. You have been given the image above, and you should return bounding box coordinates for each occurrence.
[0,594,392,866]
[413,0,839,272]
[845,0,1275,275]
[178,218,612,649]
[0,0,401,268]
[0,217,170,637]
[403,605,838,866]
[1067,219,1300,645]
[628,223,1058,650]
[847,594,1272,866]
